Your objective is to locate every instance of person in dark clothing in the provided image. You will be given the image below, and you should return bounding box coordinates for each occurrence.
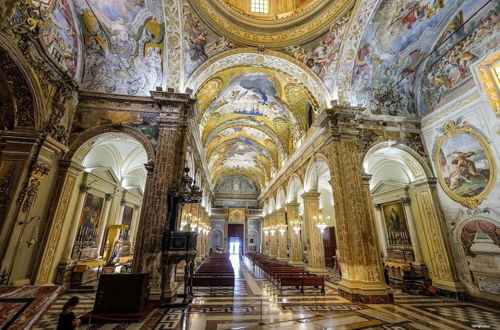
[57,296,81,329]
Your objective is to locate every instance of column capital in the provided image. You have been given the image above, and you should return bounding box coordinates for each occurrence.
[322,105,365,141]
[285,202,300,210]
[58,160,84,174]
[361,173,372,186]
[301,191,320,200]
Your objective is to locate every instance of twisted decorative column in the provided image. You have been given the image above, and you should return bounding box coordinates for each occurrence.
[286,202,303,266]
[322,105,392,303]
[301,192,327,275]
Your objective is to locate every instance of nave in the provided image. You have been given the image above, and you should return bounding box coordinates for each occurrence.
[34,255,500,330]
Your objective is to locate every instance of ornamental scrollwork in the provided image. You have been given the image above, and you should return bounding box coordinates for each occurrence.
[16,161,51,214]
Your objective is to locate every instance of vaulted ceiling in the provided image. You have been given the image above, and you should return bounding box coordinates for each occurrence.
[12,0,497,195]
[196,65,319,190]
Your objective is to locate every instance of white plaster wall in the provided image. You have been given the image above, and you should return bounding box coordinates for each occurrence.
[421,75,500,301]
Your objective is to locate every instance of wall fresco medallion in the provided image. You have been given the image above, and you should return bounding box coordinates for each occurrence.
[434,120,497,209]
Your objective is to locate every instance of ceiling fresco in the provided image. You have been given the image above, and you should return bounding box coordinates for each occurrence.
[418,0,499,114]
[284,13,350,94]
[350,0,464,116]
[197,65,318,190]
[73,0,164,95]
[32,0,81,78]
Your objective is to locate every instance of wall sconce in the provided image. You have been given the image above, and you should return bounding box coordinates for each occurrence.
[316,223,327,233]
[270,227,276,236]
[293,226,301,234]
[279,225,286,236]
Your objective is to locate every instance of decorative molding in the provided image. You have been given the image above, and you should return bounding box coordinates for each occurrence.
[433,121,497,209]
[16,161,51,214]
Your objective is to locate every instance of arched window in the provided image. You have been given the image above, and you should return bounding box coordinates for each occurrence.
[251,0,269,13]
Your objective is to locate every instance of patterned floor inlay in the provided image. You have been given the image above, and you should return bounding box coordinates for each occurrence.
[32,255,500,329]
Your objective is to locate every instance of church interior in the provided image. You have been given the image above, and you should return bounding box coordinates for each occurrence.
[0,0,500,328]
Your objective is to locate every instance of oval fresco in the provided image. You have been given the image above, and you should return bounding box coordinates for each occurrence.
[434,121,497,208]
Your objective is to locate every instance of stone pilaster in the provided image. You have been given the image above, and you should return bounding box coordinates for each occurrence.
[285,202,303,266]
[373,204,388,258]
[401,198,423,264]
[132,92,194,299]
[411,178,464,293]
[301,192,327,275]
[322,105,392,303]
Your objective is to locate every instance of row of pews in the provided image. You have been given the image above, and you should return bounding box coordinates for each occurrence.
[192,252,235,289]
[247,252,325,294]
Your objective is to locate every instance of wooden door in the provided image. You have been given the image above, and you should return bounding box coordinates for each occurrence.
[322,227,337,268]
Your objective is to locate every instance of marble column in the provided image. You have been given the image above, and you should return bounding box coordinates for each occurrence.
[373,204,388,258]
[322,105,392,303]
[401,198,423,264]
[275,209,288,261]
[411,179,464,294]
[286,202,303,266]
[301,192,327,275]
[132,91,195,300]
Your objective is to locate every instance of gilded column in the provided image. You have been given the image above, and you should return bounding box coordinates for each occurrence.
[286,202,303,266]
[263,215,270,255]
[322,105,392,303]
[269,212,278,257]
[301,192,327,275]
[275,208,288,261]
[411,179,464,293]
[133,92,195,299]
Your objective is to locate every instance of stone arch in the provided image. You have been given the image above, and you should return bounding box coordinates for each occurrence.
[65,125,156,164]
[363,142,432,184]
[185,48,331,108]
[275,187,286,210]
[268,196,276,214]
[304,156,331,192]
[286,174,304,203]
[211,228,224,250]
[0,38,43,130]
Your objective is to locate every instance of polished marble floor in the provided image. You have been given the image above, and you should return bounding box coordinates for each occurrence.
[34,256,500,329]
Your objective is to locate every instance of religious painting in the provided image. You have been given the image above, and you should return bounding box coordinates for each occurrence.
[89,0,145,22]
[434,121,497,209]
[350,0,464,116]
[382,202,411,247]
[120,206,134,241]
[284,14,349,92]
[39,0,79,77]
[76,0,163,96]
[73,193,104,255]
[419,0,499,114]
[183,3,236,77]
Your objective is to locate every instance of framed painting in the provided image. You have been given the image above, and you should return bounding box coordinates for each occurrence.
[75,193,104,247]
[382,202,411,247]
[434,121,497,209]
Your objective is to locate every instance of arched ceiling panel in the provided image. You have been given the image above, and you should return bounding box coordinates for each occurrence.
[196,62,321,189]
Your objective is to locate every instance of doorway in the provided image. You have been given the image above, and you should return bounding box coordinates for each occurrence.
[229,237,241,255]
[227,223,244,255]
